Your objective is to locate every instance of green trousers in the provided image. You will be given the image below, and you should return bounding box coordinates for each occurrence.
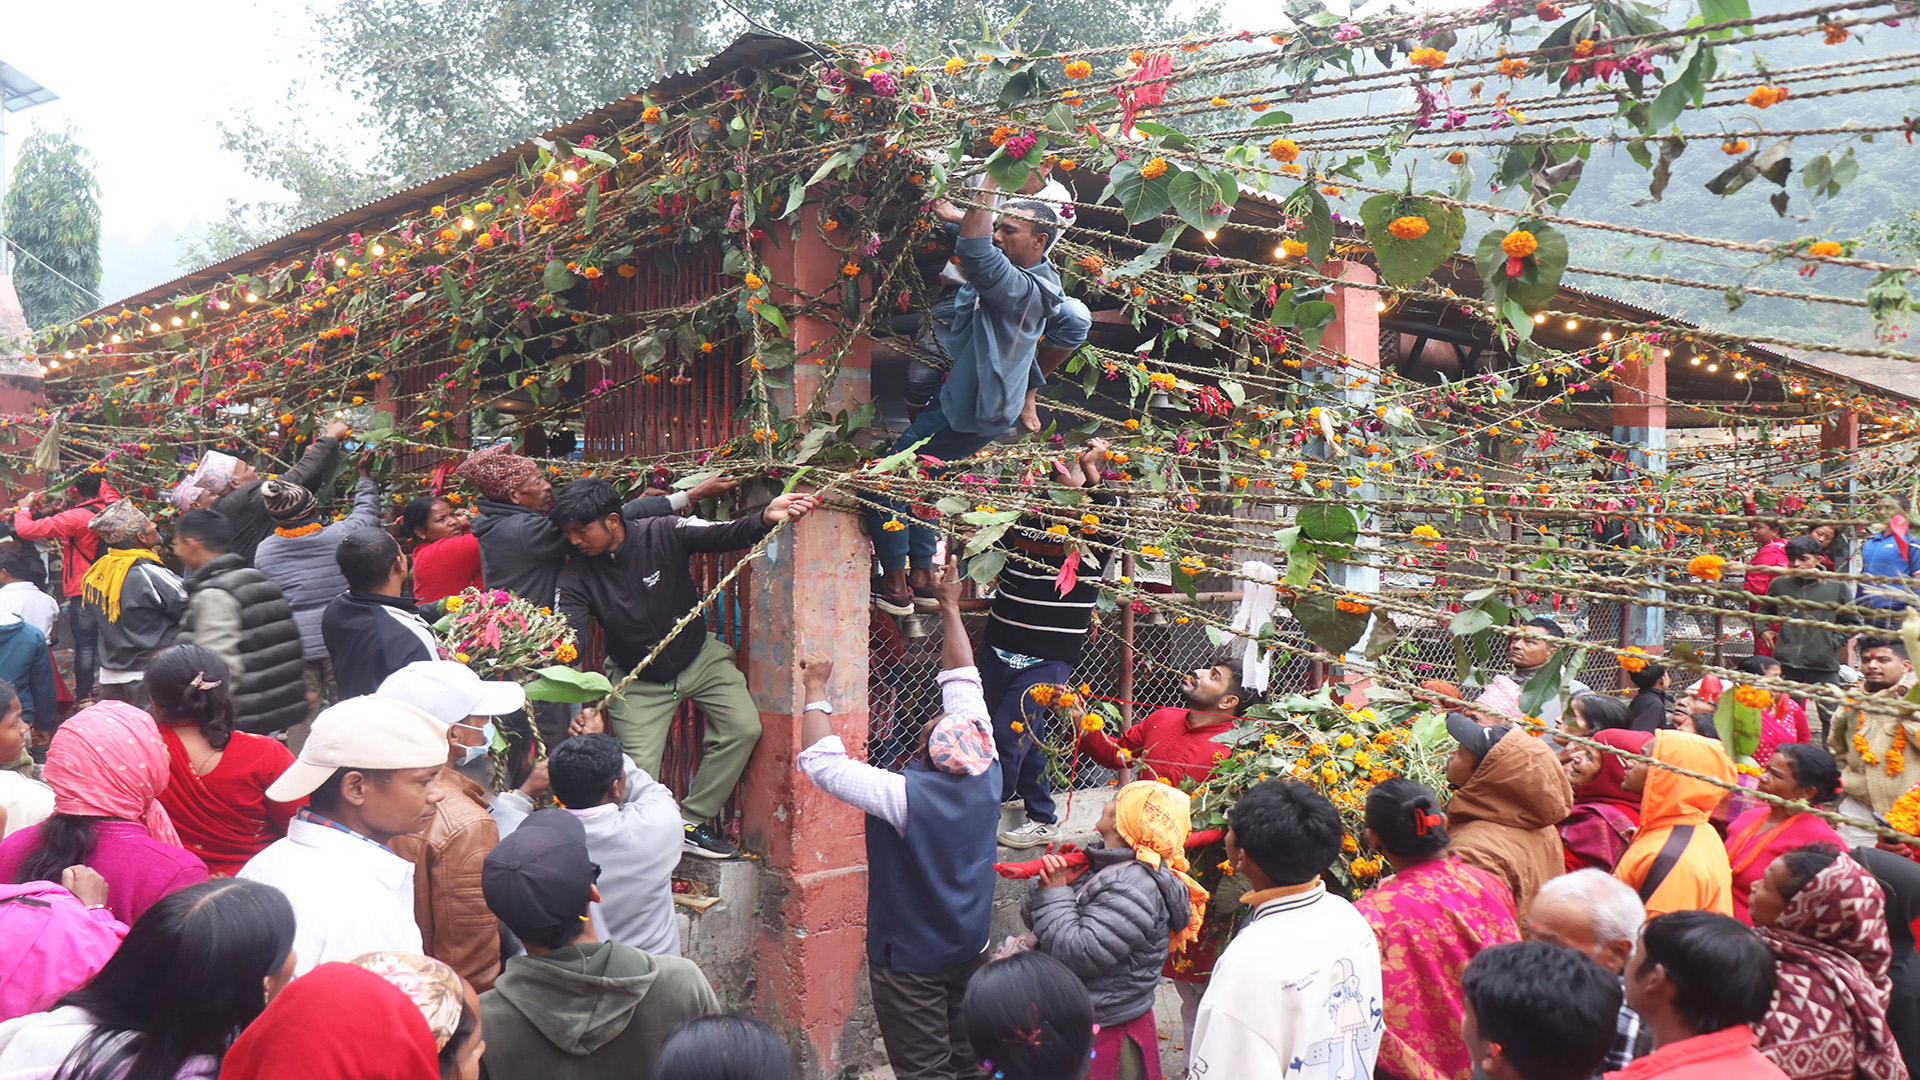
[604,635,762,823]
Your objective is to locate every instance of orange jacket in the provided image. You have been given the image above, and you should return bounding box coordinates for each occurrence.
[1614,730,1735,917]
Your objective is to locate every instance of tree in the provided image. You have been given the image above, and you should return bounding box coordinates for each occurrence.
[190,0,1218,264]
[3,124,102,328]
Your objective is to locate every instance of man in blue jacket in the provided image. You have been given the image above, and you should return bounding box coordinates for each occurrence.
[1860,493,1920,627]
[869,173,1089,614]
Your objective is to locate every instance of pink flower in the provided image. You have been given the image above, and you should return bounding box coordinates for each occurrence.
[1335,23,1361,40]
[868,70,898,96]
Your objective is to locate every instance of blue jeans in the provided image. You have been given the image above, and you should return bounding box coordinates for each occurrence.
[866,397,997,573]
[979,647,1069,824]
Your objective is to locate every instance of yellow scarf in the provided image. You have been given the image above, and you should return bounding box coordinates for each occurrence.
[1113,781,1211,953]
[82,548,161,622]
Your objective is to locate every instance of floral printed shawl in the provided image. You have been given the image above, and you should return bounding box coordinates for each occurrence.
[1354,857,1521,1080]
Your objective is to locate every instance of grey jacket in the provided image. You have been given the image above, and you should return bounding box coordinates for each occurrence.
[1021,842,1192,1027]
[254,476,384,659]
[212,435,344,563]
[85,558,188,674]
[471,493,676,608]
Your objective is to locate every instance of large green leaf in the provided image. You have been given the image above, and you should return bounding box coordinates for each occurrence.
[1115,226,1187,277]
[1292,300,1338,349]
[523,665,615,703]
[1517,647,1577,717]
[1297,502,1358,544]
[1169,169,1233,231]
[1115,165,1175,225]
[1293,591,1369,657]
[1359,193,1467,289]
[1363,612,1400,660]
[1474,223,1568,313]
[1285,183,1335,266]
[541,258,577,293]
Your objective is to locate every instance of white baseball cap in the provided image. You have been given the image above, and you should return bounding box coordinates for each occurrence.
[377,660,527,727]
[265,696,455,802]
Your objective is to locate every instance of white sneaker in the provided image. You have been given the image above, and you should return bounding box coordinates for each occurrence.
[998,820,1061,849]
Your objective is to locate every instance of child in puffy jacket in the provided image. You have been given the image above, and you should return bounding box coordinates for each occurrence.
[1022,781,1207,1080]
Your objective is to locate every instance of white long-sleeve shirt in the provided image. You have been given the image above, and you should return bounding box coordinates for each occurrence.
[796,665,993,835]
[492,754,684,956]
[1189,882,1384,1080]
[238,815,422,976]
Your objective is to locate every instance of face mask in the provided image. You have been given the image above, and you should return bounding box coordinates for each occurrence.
[454,721,496,767]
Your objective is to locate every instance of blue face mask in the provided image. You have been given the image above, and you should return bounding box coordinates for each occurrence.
[454,721,496,767]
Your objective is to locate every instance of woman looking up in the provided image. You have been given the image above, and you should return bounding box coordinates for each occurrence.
[1725,744,1844,925]
[1354,778,1521,1080]
[403,496,482,604]
[147,645,304,877]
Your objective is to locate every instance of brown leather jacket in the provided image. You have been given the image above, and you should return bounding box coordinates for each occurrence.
[394,771,501,991]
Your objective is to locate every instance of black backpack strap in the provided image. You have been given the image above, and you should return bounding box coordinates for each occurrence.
[1637,824,1696,904]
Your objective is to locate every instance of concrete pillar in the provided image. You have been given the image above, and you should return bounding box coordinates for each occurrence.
[1303,263,1381,685]
[1613,347,1667,650]
[740,212,876,1078]
[0,274,46,501]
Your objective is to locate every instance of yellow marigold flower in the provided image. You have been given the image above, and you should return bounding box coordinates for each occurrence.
[444,596,467,612]
[430,205,446,218]
[454,652,471,663]
[1267,137,1300,163]
[1733,685,1773,709]
[1140,544,1166,558]
[1123,418,1140,430]
[1046,524,1070,535]
[1500,230,1539,258]
[1029,684,1056,706]
[555,642,579,663]
[1080,514,1101,527]
[1388,215,1430,240]
[1279,163,1303,175]
[1290,462,1308,481]
[1315,478,1333,490]
[1620,646,1651,674]
[1140,157,1168,180]
[882,519,906,532]
[1064,60,1093,78]
[743,272,764,290]
[1411,524,1442,547]
[1345,476,1363,489]
[1081,713,1104,733]
[1572,39,1596,57]
[1808,240,1843,258]
[945,57,966,75]
[1409,47,1448,68]
[1210,96,1229,106]
[1686,553,1726,580]
[1281,238,1308,258]
[1342,833,1359,852]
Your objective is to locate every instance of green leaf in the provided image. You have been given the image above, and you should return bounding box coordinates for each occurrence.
[1697,0,1750,35]
[1516,648,1574,717]
[1115,166,1175,225]
[1285,183,1335,265]
[1251,111,1296,128]
[541,259,577,293]
[1297,502,1358,544]
[441,273,462,310]
[1363,612,1400,661]
[1450,607,1496,636]
[967,548,1008,584]
[805,152,849,188]
[997,68,1040,108]
[1169,169,1232,231]
[755,304,790,335]
[1293,592,1369,657]
[1115,226,1187,276]
[523,665,616,703]
[1284,550,1320,588]
[1645,39,1704,130]
[583,183,599,234]
[1292,300,1338,349]
[1358,193,1467,289]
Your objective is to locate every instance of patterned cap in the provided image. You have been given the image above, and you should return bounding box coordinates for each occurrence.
[927,712,995,776]
[454,444,541,503]
[345,951,466,1050]
[88,499,153,546]
[260,478,319,524]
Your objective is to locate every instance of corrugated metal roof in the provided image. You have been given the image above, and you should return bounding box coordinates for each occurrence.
[92,32,814,317]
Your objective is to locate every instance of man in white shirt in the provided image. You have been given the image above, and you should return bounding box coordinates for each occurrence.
[796,558,1002,1080]
[1189,779,1384,1080]
[492,732,684,957]
[0,545,59,638]
[240,695,450,976]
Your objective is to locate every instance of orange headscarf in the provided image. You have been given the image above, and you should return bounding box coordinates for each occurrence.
[1112,780,1209,952]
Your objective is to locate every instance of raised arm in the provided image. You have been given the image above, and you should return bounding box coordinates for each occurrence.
[284,420,351,492]
[933,556,971,672]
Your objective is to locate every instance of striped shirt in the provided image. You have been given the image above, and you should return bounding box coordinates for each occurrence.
[985,489,1117,666]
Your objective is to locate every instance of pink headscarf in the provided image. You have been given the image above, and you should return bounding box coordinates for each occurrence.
[42,701,182,847]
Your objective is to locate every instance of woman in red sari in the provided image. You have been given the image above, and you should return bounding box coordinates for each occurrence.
[148,645,304,877]
[1355,778,1521,1080]
[404,495,482,604]
[1559,727,1651,873]
[1727,743,1844,925]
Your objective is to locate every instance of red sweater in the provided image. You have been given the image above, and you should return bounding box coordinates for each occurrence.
[1606,1027,1788,1080]
[1077,706,1235,785]
[411,533,483,604]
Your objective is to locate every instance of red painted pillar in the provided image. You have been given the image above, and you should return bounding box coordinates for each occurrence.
[741,210,874,1078]
[1820,409,1858,506]
[1305,261,1380,698]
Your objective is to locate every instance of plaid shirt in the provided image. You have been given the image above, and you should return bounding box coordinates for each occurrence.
[1602,995,1653,1075]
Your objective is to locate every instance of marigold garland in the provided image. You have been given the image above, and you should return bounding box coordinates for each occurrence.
[1856,727,1879,767]
[272,522,324,539]
[1888,784,1920,836]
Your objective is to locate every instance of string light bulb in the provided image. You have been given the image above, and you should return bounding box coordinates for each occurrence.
[109,334,122,344]
[335,257,347,268]
[170,316,184,327]
[370,243,385,256]
[562,169,579,183]
[245,293,260,303]
[216,300,230,311]
[1707,363,1719,372]
[1601,331,1613,341]
[460,217,476,230]
[149,323,162,333]
[1689,356,1701,365]
[1373,301,1386,312]
[1203,230,1217,240]
[1564,319,1579,330]
[1533,313,1546,324]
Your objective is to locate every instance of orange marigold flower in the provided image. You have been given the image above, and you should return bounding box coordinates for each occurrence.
[1077,254,1104,274]
[1409,47,1448,68]
[582,267,602,279]
[1497,56,1528,77]
[1321,185,1342,197]
[842,262,861,278]
[1501,230,1539,258]
[1447,150,1467,165]
[743,272,764,290]
[555,642,579,663]
[1573,38,1597,56]
[473,233,495,249]
[1388,216,1429,240]
[1807,240,1843,258]
[1267,137,1300,163]
[642,106,662,124]
[1280,238,1308,258]
[1279,163,1303,175]
[1057,159,1077,171]
[617,264,638,277]
[1824,22,1852,44]
[1063,60,1093,78]
[1140,157,1168,180]
[1290,462,1308,480]
[1747,85,1789,108]
[944,57,966,75]
[1722,138,1750,154]
[1686,553,1726,580]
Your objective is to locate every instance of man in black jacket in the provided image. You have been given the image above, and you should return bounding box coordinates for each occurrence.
[212,418,351,563]
[321,530,439,698]
[551,478,818,858]
[82,499,188,706]
[455,444,738,608]
[172,510,309,734]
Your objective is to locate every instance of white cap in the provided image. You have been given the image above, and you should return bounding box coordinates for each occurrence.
[265,696,454,802]
[377,660,527,727]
